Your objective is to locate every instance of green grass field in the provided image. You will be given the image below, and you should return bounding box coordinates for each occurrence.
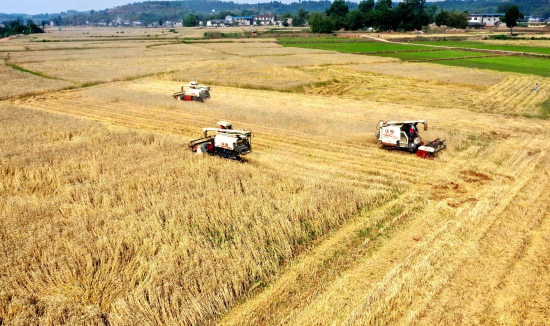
[279,37,550,77]
[372,50,495,61]
[278,37,369,44]
[279,38,430,53]
[413,41,550,55]
[439,56,550,78]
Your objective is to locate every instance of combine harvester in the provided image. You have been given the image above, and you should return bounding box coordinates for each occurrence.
[173,81,211,102]
[189,121,252,160]
[376,120,446,159]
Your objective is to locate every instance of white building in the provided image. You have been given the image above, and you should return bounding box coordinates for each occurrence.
[255,15,276,25]
[468,13,503,27]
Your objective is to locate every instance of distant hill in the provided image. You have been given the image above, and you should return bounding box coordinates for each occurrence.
[1,0,548,26]
[432,0,550,17]
[0,0,341,26]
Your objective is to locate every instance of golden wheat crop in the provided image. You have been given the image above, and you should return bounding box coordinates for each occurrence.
[196,42,334,56]
[8,43,229,83]
[1,27,550,326]
[0,63,75,100]
[0,104,399,325]
[254,52,397,67]
[482,38,550,48]
[39,26,205,40]
[160,59,328,91]
[348,61,504,87]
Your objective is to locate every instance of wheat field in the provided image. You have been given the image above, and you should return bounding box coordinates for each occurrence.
[1,27,549,325]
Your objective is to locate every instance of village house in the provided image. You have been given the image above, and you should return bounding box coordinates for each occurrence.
[468,13,503,27]
[206,19,227,27]
[226,15,254,26]
[255,15,275,25]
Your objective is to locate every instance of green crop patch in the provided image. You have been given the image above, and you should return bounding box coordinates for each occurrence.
[279,37,550,77]
[437,56,550,77]
[413,41,550,55]
[280,40,430,53]
[370,50,494,61]
[278,37,366,44]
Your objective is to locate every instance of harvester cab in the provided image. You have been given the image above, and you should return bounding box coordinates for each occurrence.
[189,121,252,160]
[376,120,446,159]
[173,81,211,102]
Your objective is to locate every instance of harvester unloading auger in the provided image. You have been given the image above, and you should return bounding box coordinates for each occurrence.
[189,121,252,160]
[376,120,446,159]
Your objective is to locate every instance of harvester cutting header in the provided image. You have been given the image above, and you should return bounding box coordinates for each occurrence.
[376,120,446,159]
[189,121,252,160]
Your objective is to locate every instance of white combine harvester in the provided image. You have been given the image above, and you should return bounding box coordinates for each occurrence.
[173,81,211,102]
[189,121,252,160]
[376,120,446,159]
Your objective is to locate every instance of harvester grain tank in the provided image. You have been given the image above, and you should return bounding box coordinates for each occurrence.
[189,121,252,160]
[173,81,211,102]
[376,120,446,159]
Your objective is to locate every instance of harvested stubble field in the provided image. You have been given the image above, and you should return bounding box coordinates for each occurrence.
[1,27,550,325]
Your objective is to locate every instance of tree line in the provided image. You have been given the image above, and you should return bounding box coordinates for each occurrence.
[307,0,459,33]
[0,0,528,35]
[0,18,45,38]
[304,0,526,33]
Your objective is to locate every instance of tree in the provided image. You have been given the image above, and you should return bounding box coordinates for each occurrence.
[425,4,438,24]
[375,0,392,11]
[53,15,63,26]
[326,0,349,30]
[0,19,43,37]
[358,0,375,14]
[373,0,397,31]
[183,14,198,27]
[308,12,335,33]
[446,10,468,29]
[394,0,429,31]
[326,0,349,18]
[292,8,309,27]
[434,10,449,26]
[501,5,524,36]
[347,10,365,30]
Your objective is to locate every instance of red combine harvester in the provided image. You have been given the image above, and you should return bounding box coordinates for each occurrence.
[376,120,446,159]
[173,81,211,102]
[189,121,252,160]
